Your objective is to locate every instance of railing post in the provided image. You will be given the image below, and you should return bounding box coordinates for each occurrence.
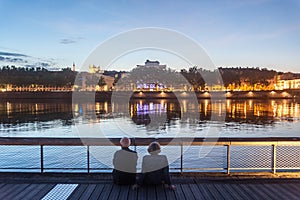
[40,145,44,173]
[180,142,183,175]
[272,144,276,174]
[227,145,230,174]
[133,138,137,152]
[87,145,90,174]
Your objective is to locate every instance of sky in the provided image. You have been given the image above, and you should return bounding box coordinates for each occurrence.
[1,0,300,72]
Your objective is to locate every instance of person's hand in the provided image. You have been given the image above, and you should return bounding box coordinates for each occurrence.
[169,185,176,190]
[132,184,140,190]
[164,184,176,190]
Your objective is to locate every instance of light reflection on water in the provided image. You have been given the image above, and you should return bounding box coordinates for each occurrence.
[0,99,300,137]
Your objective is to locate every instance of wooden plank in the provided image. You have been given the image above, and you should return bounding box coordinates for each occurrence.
[79,184,97,200]
[164,186,176,200]
[237,183,261,199]
[0,184,16,196]
[255,184,280,199]
[262,183,294,200]
[107,184,121,200]
[174,184,186,200]
[12,184,48,200]
[147,185,156,200]
[180,184,196,200]
[248,183,276,199]
[195,183,213,199]
[0,184,29,199]
[137,186,147,200]
[279,183,300,200]
[188,183,205,200]
[67,184,88,200]
[97,183,113,200]
[89,184,105,200]
[213,183,237,199]
[203,183,225,200]
[261,183,290,199]
[0,183,6,190]
[155,184,167,200]
[239,183,264,200]
[117,185,129,200]
[222,183,252,200]
[127,185,138,200]
[31,184,56,200]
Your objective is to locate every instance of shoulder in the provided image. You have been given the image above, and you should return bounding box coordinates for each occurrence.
[157,154,167,159]
[142,155,151,160]
[128,149,137,154]
[114,150,122,155]
[158,155,168,161]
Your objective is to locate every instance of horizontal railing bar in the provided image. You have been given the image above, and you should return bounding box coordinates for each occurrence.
[276,168,300,169]
[0,168,41,170]
[230,168,274,170]
[0,137,300,146]
[180,168,226,170]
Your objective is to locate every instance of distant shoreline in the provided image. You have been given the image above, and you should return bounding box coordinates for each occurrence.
[0,90,299,101]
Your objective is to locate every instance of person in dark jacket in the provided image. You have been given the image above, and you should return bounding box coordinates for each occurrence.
[112,137,138,185]
[135,142,175,190]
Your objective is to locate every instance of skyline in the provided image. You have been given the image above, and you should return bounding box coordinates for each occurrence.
[1,0,300,72]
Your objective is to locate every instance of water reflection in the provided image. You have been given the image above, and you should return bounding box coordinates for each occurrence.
[1,99,300,133]
[0,100,73,125]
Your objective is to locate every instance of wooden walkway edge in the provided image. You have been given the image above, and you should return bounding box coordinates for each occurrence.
[0,173,299,200]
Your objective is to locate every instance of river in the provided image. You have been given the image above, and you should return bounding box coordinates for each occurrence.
[1,99,300,138]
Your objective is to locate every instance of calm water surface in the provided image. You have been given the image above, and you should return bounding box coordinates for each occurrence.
[1,99,300,138]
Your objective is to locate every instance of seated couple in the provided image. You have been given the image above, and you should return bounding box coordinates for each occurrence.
[112,137,175,190]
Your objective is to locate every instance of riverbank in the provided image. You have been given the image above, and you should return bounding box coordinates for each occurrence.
[0,90,299,100]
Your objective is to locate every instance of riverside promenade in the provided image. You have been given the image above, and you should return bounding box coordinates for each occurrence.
[0,173,300,200]
[1,90,300,100]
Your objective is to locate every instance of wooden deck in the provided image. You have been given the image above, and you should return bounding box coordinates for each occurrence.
[0,174,299,200]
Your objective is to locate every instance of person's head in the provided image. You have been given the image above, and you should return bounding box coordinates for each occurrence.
[147,141,161,155]
[120,137,131,148]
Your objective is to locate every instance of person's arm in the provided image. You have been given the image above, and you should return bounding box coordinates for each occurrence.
[137,156,146,186]
[162,155,175,189]
[112,152,116,167]
[162,165,171,185]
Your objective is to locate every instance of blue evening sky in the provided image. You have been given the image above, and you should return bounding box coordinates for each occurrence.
[0,0,300,72]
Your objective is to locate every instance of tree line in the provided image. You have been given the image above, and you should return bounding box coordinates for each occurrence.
[0,66,77,87]
[0,65,280,90]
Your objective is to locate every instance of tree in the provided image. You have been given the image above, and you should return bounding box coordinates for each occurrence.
[181,66,205,91]
[98,76,106,91]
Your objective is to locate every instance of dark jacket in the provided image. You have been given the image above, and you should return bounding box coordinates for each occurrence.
[138,154,171,186]
[112,147,138,185]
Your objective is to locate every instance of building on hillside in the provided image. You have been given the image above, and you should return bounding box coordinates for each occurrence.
[275,73,300,90]
[135,60,169,91]
[75,72,115,91]
[72,62,76,71]
[89,65,104,74]
[136,60,166,70]
[275,79,300,90]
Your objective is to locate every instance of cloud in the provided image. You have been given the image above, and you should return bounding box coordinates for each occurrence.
[0,55,26,63]
[59,37,84,44]
[60,38,77,44]
[0,50,58,69]
[0,51,28,57]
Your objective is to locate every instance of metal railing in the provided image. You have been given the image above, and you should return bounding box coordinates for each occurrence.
[0,137,299,174]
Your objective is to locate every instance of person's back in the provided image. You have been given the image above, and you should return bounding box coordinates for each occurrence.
[138,154,171,185]
[113,137,137,185]
[136,142,175,189]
